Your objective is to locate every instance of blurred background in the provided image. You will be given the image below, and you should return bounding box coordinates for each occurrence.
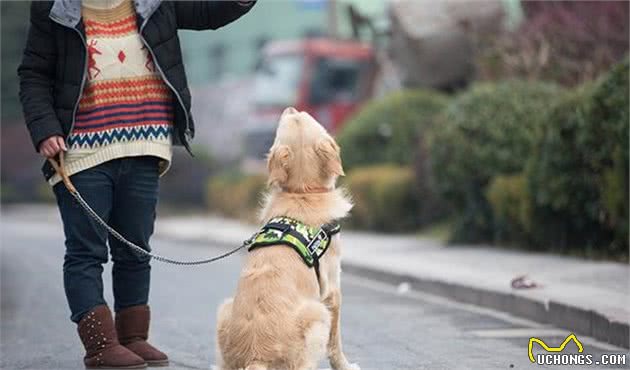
[2,0,628,261]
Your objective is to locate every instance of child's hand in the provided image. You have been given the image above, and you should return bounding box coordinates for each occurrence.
[39,135,67,158]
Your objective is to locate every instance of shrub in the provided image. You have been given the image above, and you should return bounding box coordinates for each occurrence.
[207,171,266,221]
[526,59,629,256]
[344,165,421,232]
[337,89,448,170]
[486,174,532,244]
[589,58,629,252]
[430,80,562,243]
[0,183,17,203]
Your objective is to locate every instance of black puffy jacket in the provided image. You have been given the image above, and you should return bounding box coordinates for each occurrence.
[18,0,255,180]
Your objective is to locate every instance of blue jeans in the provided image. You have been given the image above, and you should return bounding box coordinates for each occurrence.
[53,156,160,323]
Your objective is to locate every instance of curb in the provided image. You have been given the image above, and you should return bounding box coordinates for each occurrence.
[154,232,629,349]
[341,263,629,349]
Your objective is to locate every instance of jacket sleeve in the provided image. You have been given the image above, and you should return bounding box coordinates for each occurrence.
[17,2,63,152]
[173,1,256,30]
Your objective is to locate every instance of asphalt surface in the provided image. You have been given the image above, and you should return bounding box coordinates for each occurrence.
[1,207,628,370]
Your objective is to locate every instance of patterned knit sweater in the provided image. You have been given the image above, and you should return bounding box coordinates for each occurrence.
[50,0,173,185]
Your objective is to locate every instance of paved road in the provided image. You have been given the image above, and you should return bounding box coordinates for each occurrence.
[1,207,628,370]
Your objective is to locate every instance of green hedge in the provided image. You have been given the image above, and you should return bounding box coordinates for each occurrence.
[430,80,562,243]
[486,174,532,244]
[337,89,448,170]
[344,165,422,232]
[207,171,266,221]
[526,58,629,256]
[589,58,629,253]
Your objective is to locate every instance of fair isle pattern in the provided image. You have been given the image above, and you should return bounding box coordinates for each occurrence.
[70,75,174,149]
[51,0,172,185]
[68,124,172,148]
[76,76,170,108]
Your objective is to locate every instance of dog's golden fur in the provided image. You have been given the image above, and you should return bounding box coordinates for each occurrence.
[216,108,359,370]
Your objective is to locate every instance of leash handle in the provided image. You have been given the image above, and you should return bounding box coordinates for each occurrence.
[47,151,76,193]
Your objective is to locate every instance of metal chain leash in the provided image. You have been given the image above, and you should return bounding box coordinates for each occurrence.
[48,153,254,266]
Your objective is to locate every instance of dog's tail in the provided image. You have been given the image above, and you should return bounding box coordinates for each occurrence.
[244,364,268,370]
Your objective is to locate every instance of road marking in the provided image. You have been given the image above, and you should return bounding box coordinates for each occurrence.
[467,327,625,351]
[342,273,544,327]
[467,328,570,338]
[342,273,627,352]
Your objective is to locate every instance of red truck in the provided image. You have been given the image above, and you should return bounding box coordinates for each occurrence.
[242,38,374,171]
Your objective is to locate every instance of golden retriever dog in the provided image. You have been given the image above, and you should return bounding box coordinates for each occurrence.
[216,107,359,370]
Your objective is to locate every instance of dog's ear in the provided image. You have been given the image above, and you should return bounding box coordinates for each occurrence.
[267,144,293,186]
[316,137,345,177]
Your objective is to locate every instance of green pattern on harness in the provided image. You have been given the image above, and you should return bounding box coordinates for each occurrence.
[247,216,341,268]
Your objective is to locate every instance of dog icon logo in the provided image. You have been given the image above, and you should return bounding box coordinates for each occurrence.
[528,333,584,363]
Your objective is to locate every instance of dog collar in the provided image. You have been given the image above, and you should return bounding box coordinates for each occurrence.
[280,187,334,194]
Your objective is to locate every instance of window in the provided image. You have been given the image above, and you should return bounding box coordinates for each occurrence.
[309,57,365,105]
[253,54,304,108]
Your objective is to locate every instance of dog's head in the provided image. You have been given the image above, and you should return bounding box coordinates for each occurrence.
[267,107,344,192]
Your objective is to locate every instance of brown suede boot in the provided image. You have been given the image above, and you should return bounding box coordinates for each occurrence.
[78,305,147,369]
[116,305,168,367]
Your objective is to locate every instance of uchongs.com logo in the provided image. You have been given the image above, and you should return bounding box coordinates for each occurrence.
[528,333,627,366]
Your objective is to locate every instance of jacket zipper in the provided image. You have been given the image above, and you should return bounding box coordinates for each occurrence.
[49,15,88,148]
[139,13,192,153]
[69,28,89,148]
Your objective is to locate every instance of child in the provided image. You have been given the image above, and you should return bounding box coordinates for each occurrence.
[18,1,255,368]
